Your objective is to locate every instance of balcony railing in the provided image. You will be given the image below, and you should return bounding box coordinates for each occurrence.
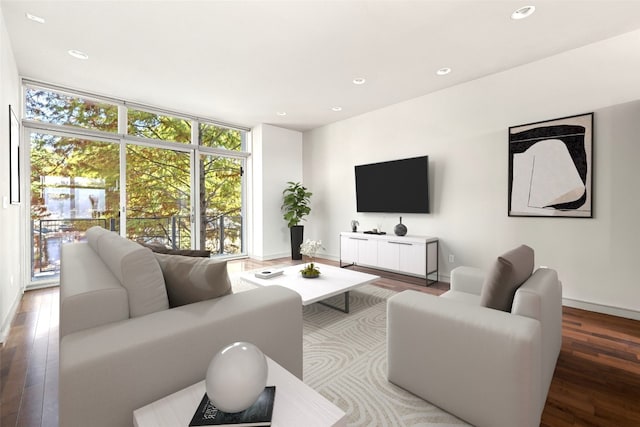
[31,214,242,280]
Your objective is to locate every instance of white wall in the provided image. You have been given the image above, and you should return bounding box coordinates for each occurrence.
[250,124,303,260]
[0,4,24,342]
[302,29,640,319]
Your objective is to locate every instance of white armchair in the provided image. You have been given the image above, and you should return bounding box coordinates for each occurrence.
[387,263,562,427]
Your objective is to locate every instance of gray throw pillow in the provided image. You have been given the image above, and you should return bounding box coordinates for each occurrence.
[479,245,534,312]
[139,241,211,258]
[155,253,232,308]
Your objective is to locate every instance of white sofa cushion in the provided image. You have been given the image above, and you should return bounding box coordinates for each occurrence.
[155,253,232,307]
[441,290,481,305]
[98,232,169,317]
[449,266,485,295]
[85,225,110,252]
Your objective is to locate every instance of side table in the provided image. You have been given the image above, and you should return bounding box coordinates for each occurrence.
[133,357,347,427]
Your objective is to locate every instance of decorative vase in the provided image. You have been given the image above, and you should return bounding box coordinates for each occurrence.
[394,216,407,236]
[290,225,304,260]
[205,342,268,413]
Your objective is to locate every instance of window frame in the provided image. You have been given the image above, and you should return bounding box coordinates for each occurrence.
[22,80,251,288]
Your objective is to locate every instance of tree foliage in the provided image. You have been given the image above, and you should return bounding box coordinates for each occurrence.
[28,88,243,258]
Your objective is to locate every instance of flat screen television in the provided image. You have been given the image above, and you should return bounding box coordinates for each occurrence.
[355,156,430,213]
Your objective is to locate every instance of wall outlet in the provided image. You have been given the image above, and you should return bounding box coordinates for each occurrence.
[448,254,455,263]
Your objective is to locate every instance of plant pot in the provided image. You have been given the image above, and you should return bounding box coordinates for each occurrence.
[290,225,304,260]
[301,271,320,279]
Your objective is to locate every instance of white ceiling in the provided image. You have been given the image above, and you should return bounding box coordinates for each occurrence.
[3,0,640,132]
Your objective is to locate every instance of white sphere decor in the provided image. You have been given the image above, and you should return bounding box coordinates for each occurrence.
[205,342,268,413]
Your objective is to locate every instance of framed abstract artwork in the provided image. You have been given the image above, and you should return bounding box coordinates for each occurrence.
[9,105,21,204]
[508,112,593,218]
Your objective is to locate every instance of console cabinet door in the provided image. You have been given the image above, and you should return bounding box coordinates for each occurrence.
[340,236,358,263]
[358,238,378,267]
[377,240,400,271]
[399,242,427,276]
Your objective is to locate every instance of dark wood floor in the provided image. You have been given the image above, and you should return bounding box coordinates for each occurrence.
[1,257,639,426]
[542,308,640,427]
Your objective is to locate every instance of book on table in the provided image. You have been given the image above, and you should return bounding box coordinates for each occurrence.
[189,386,275,426]
[254,270,283,279]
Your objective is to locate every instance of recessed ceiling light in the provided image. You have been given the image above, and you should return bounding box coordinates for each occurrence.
[511,5,536,20]
[331,106,342,112]
[436,67,452,76]
[25,13,45,24]
[68,49,89,60]
[276,111,287,116]
[352,78,366,85]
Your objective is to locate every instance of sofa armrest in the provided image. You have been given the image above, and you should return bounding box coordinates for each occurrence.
[387,290,542,427]
[60,242,129,337]
[60,286,302,427]
[513,268,563,405]
[449,266,485,295]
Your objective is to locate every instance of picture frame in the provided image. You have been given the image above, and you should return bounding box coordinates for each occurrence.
[508,112,593,218]
[9,104,21,204]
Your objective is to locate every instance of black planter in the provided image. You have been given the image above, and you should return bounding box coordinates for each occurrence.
[290,225,304,260]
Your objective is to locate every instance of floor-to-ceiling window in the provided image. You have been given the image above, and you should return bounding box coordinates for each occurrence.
[24,82,249,284]
[126,145,192,248]
[29,131,120,280]
[199,154,244,255]
[197,121,245,254]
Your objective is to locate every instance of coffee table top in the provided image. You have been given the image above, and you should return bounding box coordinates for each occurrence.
[133,357,347,427]
[240,263,380,306]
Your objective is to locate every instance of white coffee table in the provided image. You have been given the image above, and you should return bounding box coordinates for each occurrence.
[133,357,347,427]
[240,263,380,313]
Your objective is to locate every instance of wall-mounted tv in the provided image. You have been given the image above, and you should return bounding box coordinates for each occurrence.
[355,156,430,213]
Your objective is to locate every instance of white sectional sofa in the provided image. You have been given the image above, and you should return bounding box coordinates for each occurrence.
[387,247,562,427]
[59,226,303,427]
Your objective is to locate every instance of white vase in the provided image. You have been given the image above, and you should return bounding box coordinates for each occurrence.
[205,341,268,413]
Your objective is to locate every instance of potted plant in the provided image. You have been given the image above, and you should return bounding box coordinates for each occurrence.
[281,181,312,260]
[299,239,323,278]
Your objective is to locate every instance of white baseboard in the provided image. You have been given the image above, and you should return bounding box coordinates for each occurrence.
[0,290,23,345]
[251,252,290,262]
[26,281,59,291]
[562,297,640,321]
[439,273,451,283]
[253,252,341,262]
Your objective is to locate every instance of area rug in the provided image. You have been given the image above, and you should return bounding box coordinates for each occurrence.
[231,277,469,426]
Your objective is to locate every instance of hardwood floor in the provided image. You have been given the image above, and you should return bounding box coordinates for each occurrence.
[2,257,639,426]
[542,308,640,427]
[1,286,58,427]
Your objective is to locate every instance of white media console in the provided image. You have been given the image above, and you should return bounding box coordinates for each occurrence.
[339,232,438,285]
